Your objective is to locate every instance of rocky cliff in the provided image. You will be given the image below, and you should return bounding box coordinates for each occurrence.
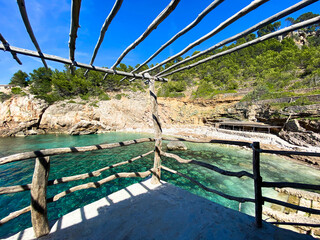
[0,93,319,148]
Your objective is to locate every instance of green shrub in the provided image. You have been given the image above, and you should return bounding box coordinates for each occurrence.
[0,92,11,102]
[99,93,111,101]
[11,87,22,95]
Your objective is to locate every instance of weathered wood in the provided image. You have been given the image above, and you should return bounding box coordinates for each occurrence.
[275,187,320,202]
[161,151,254,178]
[149,75,162,184]
[143,0,269,75]
[157,0,319,77]
[159,16,320,77]
[0,138,154,165]
[0,206,31,226]
[161,165,255,203]
[253,142,263,228]
[17,0,48,68]
[264,197,320,215]
[47,169,155,202]
[69,0,82,64]
[0,44,168,82]
[109,0,180,70]
[262,182,320,191]
[0,34,22,65]
[0,151,154,195]
[264,206,320,228]
[261,149,320,157]
[130,0,224,75]
[162,136,251,147]
[85,0,123,75]
[31,157,50,237]
[0,184,31,195]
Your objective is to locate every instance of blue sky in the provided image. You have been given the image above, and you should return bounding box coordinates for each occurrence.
[0,0,319,84]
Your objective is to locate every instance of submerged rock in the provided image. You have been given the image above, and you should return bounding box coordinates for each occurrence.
[167,141,187,151]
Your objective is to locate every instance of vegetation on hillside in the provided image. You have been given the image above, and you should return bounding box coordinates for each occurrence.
[6,12,320,104]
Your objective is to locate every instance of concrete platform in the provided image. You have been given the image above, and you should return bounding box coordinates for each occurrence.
[5,179,313,240]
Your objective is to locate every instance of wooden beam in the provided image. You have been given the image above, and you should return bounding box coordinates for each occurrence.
[129,0,224,75]
[0,206,31,226]
[161,165,255,203]
[0,34,22,65]
[107,0,180,73]
[17,0,48,68]
[264,197,320,215]
[161,151,254,178]
[159,16,320,77]
[262,182,320,191]
[85,0,123,76]
[30,157,50,237]
[143,0,269,75]
[162,136,251,147]
[0,151,154,195]
[148,74,162,184]
[0,138,154,165]
[0,44,168,82]
[69,0,82,64]
[252,142,263,228]
[47,169,155,202]
[157,0,319,77]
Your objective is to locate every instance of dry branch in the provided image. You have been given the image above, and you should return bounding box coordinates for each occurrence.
[0,138,154,165]
[262,182,320,191]
[0,44,168,82]
[0,34,22,65]
[0,206,31,226]
[263,206,320,227]
[0,151,154,195]
[143,0,269,75]
[48,169,155,202]
[263,197,320,215]
[162,136,251,147]
[130,0,224,75]
[109,0,180,70]
[157,0,319,77]
[69,0,82,63]
[159,16,320,77]
[161,151,253,178]
[261,149,320,157]
[17,0,48,68]
[161,165,254,203]
[87,0,123,70]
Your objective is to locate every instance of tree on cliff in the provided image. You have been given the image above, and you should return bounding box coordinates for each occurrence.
[9,70,29,87]
[29,67,53,96]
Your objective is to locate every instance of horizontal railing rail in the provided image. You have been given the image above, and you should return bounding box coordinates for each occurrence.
[0,137,154,165]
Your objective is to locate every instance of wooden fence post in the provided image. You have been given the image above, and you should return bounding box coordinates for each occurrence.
[148,74,162,184]
[31,156,50,237]
[252,142,263,228]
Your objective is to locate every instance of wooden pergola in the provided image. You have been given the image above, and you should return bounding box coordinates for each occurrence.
[1,0,320,238]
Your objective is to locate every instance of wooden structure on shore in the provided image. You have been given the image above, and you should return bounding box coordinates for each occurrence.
[1,0,320,238]
[216,121,282,134]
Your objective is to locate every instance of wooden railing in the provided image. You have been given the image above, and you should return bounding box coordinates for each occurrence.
[0,137,155,237]
[0,136,319,237]
[160,137,320,229]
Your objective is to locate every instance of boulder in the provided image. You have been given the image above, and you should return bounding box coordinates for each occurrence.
[167,141,187,151]
[68,120,110,135]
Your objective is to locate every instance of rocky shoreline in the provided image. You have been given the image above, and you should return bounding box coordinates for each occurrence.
[0,94,319,167]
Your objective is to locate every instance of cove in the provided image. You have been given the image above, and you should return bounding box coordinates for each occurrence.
[0,132,319,238]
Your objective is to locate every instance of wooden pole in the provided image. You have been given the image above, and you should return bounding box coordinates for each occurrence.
[252,142,263,228]
[148,74,162,184]
[17,0,48,69]
[31,157,50,237]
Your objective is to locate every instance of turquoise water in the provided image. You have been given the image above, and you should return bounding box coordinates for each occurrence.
[0,132,319,238]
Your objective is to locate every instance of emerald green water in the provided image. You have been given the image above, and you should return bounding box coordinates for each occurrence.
[0,132,319,238]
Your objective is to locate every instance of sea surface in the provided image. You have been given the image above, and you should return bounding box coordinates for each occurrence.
[0,132,319,238]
